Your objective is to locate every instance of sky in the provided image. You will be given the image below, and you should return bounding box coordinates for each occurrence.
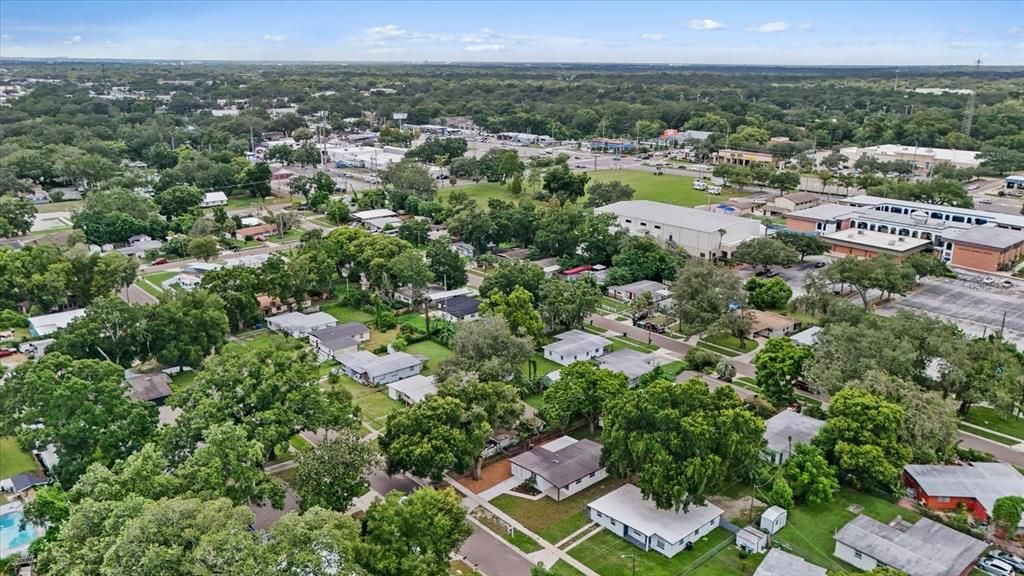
[1,1,1022,66]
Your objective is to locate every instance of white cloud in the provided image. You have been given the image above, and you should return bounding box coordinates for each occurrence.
[798,22,814,31]
[641,33,667,41]
[1010,27,1022,35]
[262,34,287,43]
[464,43,505,52]
[1,34,11,40]
[687,19,726,31]
[63,35,82,44]
[751,21,789,33]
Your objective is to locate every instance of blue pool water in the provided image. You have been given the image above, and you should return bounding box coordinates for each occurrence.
[0,511,37,555]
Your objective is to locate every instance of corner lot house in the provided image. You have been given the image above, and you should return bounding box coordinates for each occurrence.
[201,191,228,207]
[308,322,370,360]
[753,549,827,576]
[903,462,1024,526]
[266,311,337,338]
[386,374,437,404]
[509,437,606,501]
[607,280,669,302]
[587,483,723,558]
[833,515,986,576]
[764,410,825,464]
[596,349,663,387]
[235,223,278,241]
[335,350,423,386]
[543,330,612,366]
[28,309,87,337]
[750,310,802,338]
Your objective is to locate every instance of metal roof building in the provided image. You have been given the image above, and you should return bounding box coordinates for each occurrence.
[753,549,827,576]
[833,515,986,576]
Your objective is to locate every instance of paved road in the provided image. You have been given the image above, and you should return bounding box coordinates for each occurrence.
[459,522,536,576]
[958,431,1024,467]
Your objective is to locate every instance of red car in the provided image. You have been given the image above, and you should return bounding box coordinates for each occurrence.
[150,257,168,265]
[0,348,16,358]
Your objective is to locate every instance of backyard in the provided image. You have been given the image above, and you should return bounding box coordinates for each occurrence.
[404,340,453,374]
[333,374,402,430]
[568,526,734,576]
[490,477,627,544]
[0,436,39,478]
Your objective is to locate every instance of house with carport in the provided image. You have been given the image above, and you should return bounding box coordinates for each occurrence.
[509,436,606,501]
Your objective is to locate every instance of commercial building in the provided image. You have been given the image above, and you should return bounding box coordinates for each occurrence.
[945,226,1024,273]
[588,138,635,152]
[838,145,981,176]
[1006,174,1024,194]
[832,515,986,576]
[587,483,723,558]
[335,350,423,386]
[843,195,1024,231]
[161,273,201,292]
[821,228,931,259]
[510,437,606,501]
[785,204,856,234]
[714,149,775,167]
[386,374,437,404]
[27,309,87,337]
[327,145,405,170]
[764,410,825,464]
[266,311,337,338]
[543,330,612,366]
[903,462,1024,526]
[595,200,763,260]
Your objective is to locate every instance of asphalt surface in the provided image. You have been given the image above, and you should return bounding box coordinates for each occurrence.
[459,522,536,576]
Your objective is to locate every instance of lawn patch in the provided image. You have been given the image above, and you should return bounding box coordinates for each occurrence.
[962,406,1023,440]
[522,354,561,380]
[569,526,732,576]
[333,374,402,429]
[320,302,374,324]
[549,560,587,576]
[404,340,453,374]
[523,393,545,412]
[703,334,758,354]
[959,424,1017,445]
[491,477,626,544]
[439,182,524,206]
[0,436,39,478]
[471,510,543,553]
[586,170,747,207]
[170,370,197,391]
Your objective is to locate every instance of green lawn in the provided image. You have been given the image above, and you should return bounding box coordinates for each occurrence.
[689,549,765,576]
[523,353,562,380]
[658,361,687,380]
[135,278,164,298]
[404,340,453,374]
[962,406,1023,440]
[399,312,428,333]
[491,477,626,544]
[599,297,631,313]
[449,560,483,576]
[334,374,402,429]
[703,334,758,354]
[586,170,747,207]
[959,424,1017,446]
[36,199,85,213]
[473,511,543,553]
[0,436,39,478]
[548,561,587,576]
[320,302,374,324]
[145,271,177,286]
[523,393,545,412]
[772,488,920,573]
[440,182,525,206]
[170,370,197,391]
[238,331,281,348]
[569,527,733,576]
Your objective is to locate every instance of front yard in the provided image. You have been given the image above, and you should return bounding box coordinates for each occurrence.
[568,526,733,576]
[962,405,1023,439]
[491,477,627,544]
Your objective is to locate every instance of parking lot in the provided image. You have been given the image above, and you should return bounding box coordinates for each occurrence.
[884,276,1024,348]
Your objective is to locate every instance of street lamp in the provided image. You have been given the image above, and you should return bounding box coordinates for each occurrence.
[620,554,636,576]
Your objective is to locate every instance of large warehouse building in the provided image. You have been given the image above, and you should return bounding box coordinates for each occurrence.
[595,200,763,260]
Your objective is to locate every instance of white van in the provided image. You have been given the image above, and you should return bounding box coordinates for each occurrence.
[707,186,722,195]
[693,180,707,191]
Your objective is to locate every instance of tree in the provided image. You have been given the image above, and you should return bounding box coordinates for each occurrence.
[0,354,157,484]
[165,338,357,462]
[144,289,230,368]
[425,236,469,289]
[438,378,521,477]
[288,174,313,201]
[783,444,838,505]
[0,195,37,237]
[91,252,140,297]
[263,507,365,576]
[436,316,533,383]
[397,218,429,245]
[265,144,294,164]
[904,252,952,279]
[669,261,746,336]
[763,474,794,509]
[382,159,436,209]
[154,184,203,219]
[175,422,285,507]
[754,337,813,405]
[187,235,220,261]
[768,170,801,194]
[584,180,635,208]
[358,488,472,576]
[538,276,602,332]
[199,265,261,332]
[814,387,911,490]
[50,295,146,366]
[325,199,351,224]
[380,395,490,482]
[602,378,766,511]
[293,143,321,167]
[477,148,524,183]
[733,237,800,273]
[744,277,793,310]
[606,235,681,286]
[542,165,590,204]
[542,362,628,433]
[389,250,434,333]
[407,138,469,165]
[479,259,547,300]
[238,161,273,198]
[508,172,523,195]
[824,255,916,307]
[715,359,736,381]
[821,150,848,171]
[992,496,1024,535]
[292,430,380,512]
[774,231,829,261]
[480,286,544,340]
[939,335,1024,416]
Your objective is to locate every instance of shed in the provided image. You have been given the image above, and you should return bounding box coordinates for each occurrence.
[736,526,769,554]
[760,506,788,535]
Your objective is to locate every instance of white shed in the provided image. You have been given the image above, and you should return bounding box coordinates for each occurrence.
[760,506,788,535]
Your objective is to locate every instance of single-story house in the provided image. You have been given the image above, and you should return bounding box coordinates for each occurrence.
[736,525,769,554]
[903,462,1024,527]
[27,308,86,337]
[510,437,607,501]
[436,294,481,322]
[531,257,562,277]
[183,262,222,276]
[753,549,827,576]
[607,280,669,302]
[257,295,311,316]
[335,350,423,386]
[235,223,277,241]
[308,322,370,360]
[749,310,801,338]
[450,242,475,258]
[596,349,663,387]
[352,208,398,223]
[833,515,986,576]
[239,216,264,227]
[386,374,437,404]
[764,410,825,464]
[788,326,822,347]
[125,373,173,405]
[543,329,612,366]
[394,285,471,306]
[364,216,402,232]
[587,483,724,558]
[161,273,201,292]
[116,239,164,259]
[266,311,337,338]
[128,234,153,245]
[201,191,228,207]
[2,471,50,494]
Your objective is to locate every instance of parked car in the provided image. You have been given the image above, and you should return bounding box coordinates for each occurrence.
[814,261,828,268]
[976,557,1014,576]
[982,277,995,285]
[978,197,993,204]
[150,257,168,265]
[0,348,16,358]
[989,551,1024,573]
[967,184,981,191]
[1002,280,1014,289]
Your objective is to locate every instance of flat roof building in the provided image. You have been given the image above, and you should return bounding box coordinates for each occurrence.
[28,309,86,337]
[821,228,931,259]
[833,515,986,576]
[764,410,825,464]
[844,195,1024,231]
[607,280,669,302]
[946,226,1024,273]
[754,549,827,576]
[266,311,337,338]
[387,374,437,404]
[596,349,662,387]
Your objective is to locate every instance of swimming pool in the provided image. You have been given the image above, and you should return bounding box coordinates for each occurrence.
[0,510,38,556]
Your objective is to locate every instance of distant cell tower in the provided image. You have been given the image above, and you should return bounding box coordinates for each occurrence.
[975,57,983,70]
[962,91,976,136]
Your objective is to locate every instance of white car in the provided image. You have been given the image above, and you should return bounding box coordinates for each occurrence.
[707,186,722,195]
[976,557,1014,576]
[967,184,981,191]
[693,181,707,191]
[978,197,993,204]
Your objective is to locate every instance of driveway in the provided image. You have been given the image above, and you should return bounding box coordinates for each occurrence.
[367,469,419,497]
[459,522,535,576]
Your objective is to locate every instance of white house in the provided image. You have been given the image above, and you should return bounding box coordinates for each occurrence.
[435,294,481,322]
[753,549,827,576]
[833,515,986,576]
[201,191,228,208]
[265,311,337,338]
[596,349,663,388]
[542,330,612,366]
[607,280,669,302]
[509,437,606,501]
[160,273,201,292]
[308,322,370,360]
[27,309,87,337]
[386,374,437,404]
[587,483,723,558]
[763,410,825,464]
[335,350,423,386]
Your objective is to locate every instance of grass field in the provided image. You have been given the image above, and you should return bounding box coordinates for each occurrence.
[962,406,1023,439]
[334,374,402,430]
[36,199,85,213]
[404,340,453,374]
[569,527,733,576]
[491,477,626,544]
[587,170,746,207]
[523,393,545,412]
[472,512,543,553]
[547,561,586,576]
[689,548,765,576]
[136,271,177,297]
[320,302,374,324]
[238,331,281,348]
[449,560,482,576]
[0,436,39,478]
[959,424,1017,445]
[703,334,758,354]
[440,182,525,206]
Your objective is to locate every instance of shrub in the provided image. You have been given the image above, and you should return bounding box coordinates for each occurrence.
[0,309,28,329]
[685,348,719,372]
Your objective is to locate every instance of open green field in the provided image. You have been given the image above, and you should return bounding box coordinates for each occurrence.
[963,406,1023,439]
[587,170,746,207]
[404,340,453,374]
[320,302,374,324]
[491,477,626,544]
[0,436,39,478]
[238,331,281,348]
[569,527,733,576]
[334,374,402,430]
[36,199,84,213]
[440,182,525,206]
[771,488,919,573]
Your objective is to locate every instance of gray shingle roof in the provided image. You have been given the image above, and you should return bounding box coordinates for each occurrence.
[587,483,723,544]
[904,462,1024,523]
[543,329,611,357]
[763,410,824,455]
[125,373,173,402]
[439,294,481,318]
[833,515,986,576]
[753,549,827,576]
[509,438,603,488]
